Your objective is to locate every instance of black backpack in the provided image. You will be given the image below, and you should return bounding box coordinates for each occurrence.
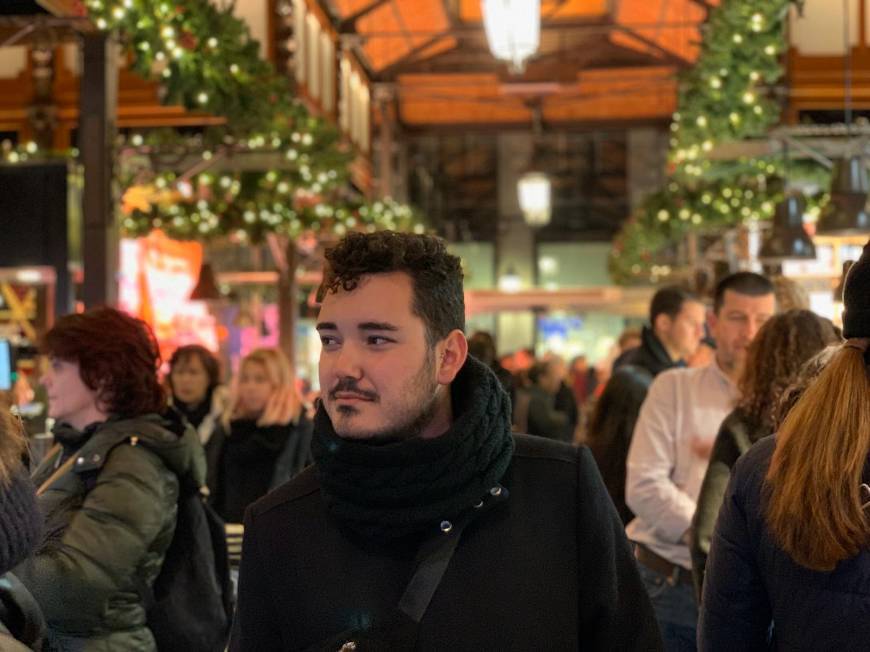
[83,440,234,652]
[140,481,234,652]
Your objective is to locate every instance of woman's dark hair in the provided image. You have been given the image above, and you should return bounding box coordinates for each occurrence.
[737,310,840,434]
[168,345,221,392]
[43,307,165,417]
[316,231,464,346]
[586,366,653,524]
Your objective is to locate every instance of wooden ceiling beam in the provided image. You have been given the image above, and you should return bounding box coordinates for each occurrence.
[337,0,391,33]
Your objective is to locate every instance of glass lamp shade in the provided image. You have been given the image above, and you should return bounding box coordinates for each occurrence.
[482,0,541,71]
[518,170,551,227]
[190,262,221,301]
[759,193,816,261]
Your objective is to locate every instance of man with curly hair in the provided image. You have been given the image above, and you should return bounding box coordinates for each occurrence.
[231,231,661,650]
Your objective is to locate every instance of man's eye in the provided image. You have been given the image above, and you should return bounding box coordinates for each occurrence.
[320,336,338,346]
[368,336,392,345]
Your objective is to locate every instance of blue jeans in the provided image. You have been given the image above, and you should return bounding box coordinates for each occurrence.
[637,562,698,652]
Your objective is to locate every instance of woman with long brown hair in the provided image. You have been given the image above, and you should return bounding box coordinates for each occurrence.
[206,348,312,524]
[690,309,839,596]
[699,240,870,650]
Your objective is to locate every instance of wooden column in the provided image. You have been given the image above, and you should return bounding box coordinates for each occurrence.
[80,33,118,308]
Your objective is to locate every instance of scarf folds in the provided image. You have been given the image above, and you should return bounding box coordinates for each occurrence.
[312,355,515,542]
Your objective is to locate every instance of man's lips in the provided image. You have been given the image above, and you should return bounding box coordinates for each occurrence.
[333,392,374,401]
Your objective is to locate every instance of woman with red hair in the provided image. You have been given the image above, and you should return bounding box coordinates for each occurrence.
[15,307,206,651]
[206,347,312,524]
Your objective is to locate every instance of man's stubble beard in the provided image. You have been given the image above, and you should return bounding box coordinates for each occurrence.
[331,347,442,443]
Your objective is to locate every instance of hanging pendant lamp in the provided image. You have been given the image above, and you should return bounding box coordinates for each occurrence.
[760,193,816,261]
[818,1,870,235]
[817,156,870,235]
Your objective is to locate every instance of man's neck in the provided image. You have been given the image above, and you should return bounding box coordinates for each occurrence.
[419,387,453,440]
[66,406,109,431]
[654,330,681,363]
[715,353,740,384]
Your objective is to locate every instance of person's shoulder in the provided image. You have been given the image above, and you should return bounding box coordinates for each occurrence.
[512,433,577,465]
[511,435,604,478]
[734,435,776,477]
[247,465,321,519]
[727,435,776,504]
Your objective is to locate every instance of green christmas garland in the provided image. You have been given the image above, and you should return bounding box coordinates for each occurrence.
[610,0,818,284]
[0,0,423,241]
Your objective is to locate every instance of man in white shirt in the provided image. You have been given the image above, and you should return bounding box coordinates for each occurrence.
[625,272,775,651]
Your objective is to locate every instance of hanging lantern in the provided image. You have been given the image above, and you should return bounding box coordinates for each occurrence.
[759,193,816,262]
[482,0,541,73]
[518,170,551,227]
[818,157,870,235]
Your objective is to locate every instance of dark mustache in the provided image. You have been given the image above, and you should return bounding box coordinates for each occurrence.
[330,378,378,402]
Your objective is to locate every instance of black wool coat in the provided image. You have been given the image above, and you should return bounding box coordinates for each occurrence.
[230,434,662,651]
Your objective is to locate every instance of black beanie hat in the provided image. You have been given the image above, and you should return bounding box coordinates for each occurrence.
[0,467,43,576]
[842,238,870,339]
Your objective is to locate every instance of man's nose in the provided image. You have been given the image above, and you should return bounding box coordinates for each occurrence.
[746,318,763,341]
[331,343,364,379]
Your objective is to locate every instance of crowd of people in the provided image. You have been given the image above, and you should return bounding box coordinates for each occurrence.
[0,230,868,651]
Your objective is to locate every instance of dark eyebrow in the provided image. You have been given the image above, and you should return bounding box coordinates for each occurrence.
[358,322,399,332]
[315,322,337,331]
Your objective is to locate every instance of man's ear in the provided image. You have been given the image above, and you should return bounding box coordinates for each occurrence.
[652,313,670,336]
[436,330,468,385]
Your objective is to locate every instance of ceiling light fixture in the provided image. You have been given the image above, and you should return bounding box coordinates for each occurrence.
[482,0,541,73]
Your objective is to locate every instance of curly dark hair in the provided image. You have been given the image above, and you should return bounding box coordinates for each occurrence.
[43,307,165,417]
[316,231,465,346]
[737,309,840,433]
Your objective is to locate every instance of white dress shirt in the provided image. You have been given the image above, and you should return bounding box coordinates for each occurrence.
[625,362,739,569]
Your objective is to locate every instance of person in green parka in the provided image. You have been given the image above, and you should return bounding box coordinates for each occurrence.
[15,308,207,651]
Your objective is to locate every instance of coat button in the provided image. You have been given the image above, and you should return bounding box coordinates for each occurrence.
[92,454,101,463]
[440,520,453,534]
[489,486,502,497]
[473,499,484,509]
[339,642,357,651]
[76,457,85,465]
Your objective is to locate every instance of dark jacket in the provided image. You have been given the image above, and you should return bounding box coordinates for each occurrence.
[525,386,571,442]
[16,414,206,651]
[231,435,662,651]
[554,381,579,440]
[586,327,679,525]
[699,436,870,651]
[0,466,45,651]
[690,407,768,599]
[615,326,680,378]
[206,415,313,523]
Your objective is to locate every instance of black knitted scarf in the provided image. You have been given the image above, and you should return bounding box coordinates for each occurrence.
[312,355,515,542]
